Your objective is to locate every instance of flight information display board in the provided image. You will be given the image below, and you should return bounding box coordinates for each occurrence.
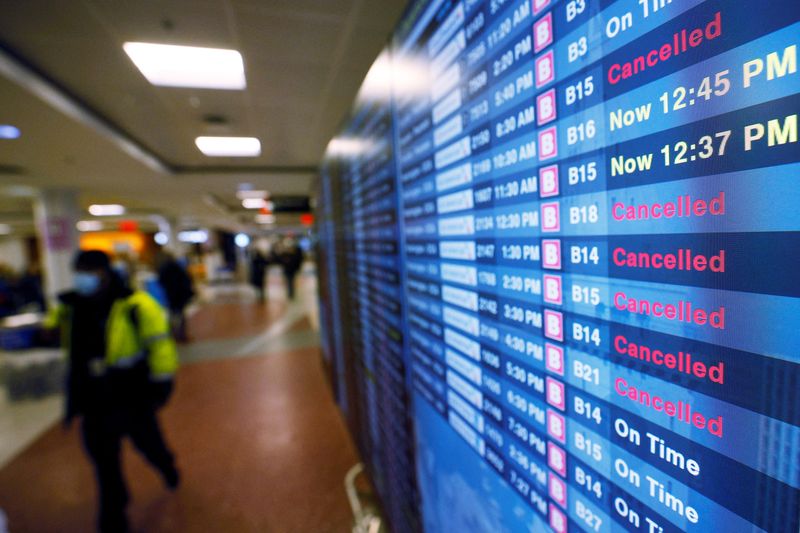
[319,50,420,532]
[318,1,800,532]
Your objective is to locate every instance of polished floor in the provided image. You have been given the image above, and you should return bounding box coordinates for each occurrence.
[0,268,362,532]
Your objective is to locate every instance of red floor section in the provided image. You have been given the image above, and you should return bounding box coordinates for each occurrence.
[0,346,359,532]
[187,301,287,342]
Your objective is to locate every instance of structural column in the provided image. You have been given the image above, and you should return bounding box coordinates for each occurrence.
[34,189,80,305]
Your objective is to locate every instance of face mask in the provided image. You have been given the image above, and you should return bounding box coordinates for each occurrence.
[74,272,101,296]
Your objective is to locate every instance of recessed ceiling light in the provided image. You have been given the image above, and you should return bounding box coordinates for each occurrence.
[88,204,125,216]
[0,125,20,139]
[236,189,269,200]
[242,198,266,209]
[243,199,274,210]
[154,232,169,245]
[178,230,208,243]
[123,42,246,90]
[77,220,104,232]
[195,136,260,157]
[326,137,371,158]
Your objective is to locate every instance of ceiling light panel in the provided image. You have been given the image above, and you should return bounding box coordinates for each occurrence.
[242,198,266,209]
[77,220,104,232]
[88,204,125,216]
[195,136,261,157]
[123,42,246,90]
[178,230,208,243]
[236,189,269,200]
[0,125,20,139]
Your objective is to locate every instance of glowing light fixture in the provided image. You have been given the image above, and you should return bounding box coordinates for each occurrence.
[195,136,260,157]
[234,233,250,248]
[178,230,208,243]
[326,137,372,158]
[88,204,125,216]
[77,220,104,232]
[242,198,266,209]
[123,42,246,90]
[0,125,20,139]
[154,232,169,245]
[236,189,269,200]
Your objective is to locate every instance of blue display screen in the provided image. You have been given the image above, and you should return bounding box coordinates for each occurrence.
[317,1,800,532]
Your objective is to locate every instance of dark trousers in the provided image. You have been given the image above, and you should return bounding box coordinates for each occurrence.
[252,283,266,302]
[168,307,188,342]
[81,405,176,532]
[285,272,297,300]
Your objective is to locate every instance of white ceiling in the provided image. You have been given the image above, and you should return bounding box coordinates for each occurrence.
[0,0,408,232]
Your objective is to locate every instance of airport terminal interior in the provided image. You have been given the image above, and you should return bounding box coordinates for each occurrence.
[0,1,798,532]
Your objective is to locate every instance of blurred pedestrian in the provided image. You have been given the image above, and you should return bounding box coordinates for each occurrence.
[16,262,45,311]
[45,250,180,533]
[277,238,303,300]
[249,248,270,302]
[157,252,194,342]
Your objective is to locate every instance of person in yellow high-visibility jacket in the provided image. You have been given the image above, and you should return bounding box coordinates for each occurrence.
[45,250,180,533]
